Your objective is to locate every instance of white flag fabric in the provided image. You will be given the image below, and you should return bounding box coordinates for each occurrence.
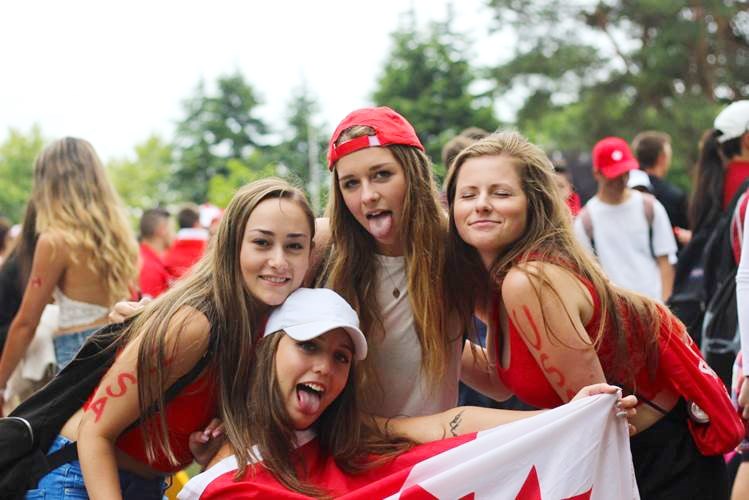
[180,393,639,499]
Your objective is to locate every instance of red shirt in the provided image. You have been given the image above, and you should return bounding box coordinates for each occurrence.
[139,243,172,298]
[165,230,208,279]
[83,366,218,473]
[723,160,749,210]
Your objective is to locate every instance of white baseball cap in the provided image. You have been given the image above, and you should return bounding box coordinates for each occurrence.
[714,100,749,144]
[264,288,367,360]
[627,169,652,191]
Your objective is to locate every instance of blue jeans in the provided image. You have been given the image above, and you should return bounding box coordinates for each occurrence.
[53,327,98,370]
[25,435,166,500]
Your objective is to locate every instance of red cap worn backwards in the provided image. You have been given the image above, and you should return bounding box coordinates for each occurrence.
[327,106,424,170]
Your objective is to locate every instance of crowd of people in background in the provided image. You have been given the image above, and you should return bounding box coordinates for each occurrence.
[0,100,747,499]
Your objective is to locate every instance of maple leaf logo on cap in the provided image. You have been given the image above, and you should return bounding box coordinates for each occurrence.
[612,150,623,161]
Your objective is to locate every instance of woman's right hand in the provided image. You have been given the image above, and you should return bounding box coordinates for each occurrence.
[108,297,150,323]
[571,383,638,434]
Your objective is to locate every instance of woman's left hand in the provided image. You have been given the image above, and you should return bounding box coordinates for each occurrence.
[189,418,225,468]
[571,383,638,435]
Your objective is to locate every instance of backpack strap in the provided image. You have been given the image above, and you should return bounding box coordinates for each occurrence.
[579,207,596,255]
[730,189,749,264]
[641,192,656,258]
[36,338,215,480]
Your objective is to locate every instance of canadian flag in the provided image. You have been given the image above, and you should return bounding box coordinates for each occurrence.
[179,394,639,499]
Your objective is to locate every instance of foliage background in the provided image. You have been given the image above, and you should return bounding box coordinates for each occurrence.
[0,1,746,221]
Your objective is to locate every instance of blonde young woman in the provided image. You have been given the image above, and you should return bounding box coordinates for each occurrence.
[444,131,734,499]
[19,178,316,499]
[0,138,138,411]
[316,107,507,418]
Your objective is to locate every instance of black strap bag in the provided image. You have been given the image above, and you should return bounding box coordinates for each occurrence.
[0,319,212,499]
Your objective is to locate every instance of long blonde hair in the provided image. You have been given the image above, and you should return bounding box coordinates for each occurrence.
[321,125,454,398]
[33,137,137,302]
[121,178,316,469]
[444,132,662,388]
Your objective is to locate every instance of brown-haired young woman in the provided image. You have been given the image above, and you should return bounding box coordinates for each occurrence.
[317,107,507,419]
[444,131,736,498]
[23,178,316,499]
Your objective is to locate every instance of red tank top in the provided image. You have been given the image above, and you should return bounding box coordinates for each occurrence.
[116,368,217,473]
[84,365,218,473]
[494,270,668,409]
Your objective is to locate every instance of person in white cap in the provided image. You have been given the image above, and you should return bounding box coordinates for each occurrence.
[715,100,749,209]
[180,287,636,499]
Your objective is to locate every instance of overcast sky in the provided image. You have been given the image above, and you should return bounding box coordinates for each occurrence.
[0,0,509,162]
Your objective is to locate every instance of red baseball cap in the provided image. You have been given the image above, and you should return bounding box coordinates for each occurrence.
[327,106,424,169]
[592,137,639,179]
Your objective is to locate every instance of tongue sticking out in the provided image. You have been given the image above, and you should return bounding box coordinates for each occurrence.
[297,388,322,415]
[368,212,393,239]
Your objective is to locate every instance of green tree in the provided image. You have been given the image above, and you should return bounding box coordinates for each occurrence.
[107,135,176,212]
[273,83,329,214]
[0,125,45,221]
[487,0,749,189]
[373,10,499,176]
[207,155,277,208]
[173,71,270,202]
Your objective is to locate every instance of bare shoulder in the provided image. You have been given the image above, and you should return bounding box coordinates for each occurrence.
[165,305,211,346]
[145,306,211,372]
[34,231,67,256]
[502,262,586,305]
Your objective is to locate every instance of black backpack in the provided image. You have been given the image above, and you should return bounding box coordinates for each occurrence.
[700,181,749,387]
[669,179,749,339]
[0,319,212,499]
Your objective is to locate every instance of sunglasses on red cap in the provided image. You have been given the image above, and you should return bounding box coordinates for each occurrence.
[327,106,424,169]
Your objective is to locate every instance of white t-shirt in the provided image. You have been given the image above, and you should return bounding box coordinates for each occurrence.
[359,254,461,418]
[573,190,677,300]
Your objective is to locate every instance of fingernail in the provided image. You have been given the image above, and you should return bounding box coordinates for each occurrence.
[616,411,627,418]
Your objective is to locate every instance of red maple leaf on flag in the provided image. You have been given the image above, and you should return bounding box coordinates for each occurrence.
[516,466,593,500]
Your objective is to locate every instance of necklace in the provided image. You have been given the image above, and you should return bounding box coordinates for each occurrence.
[381,259,402,299]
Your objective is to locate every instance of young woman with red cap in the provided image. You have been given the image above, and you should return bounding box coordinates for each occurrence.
[443,131,742,498]
[317,106,507,419]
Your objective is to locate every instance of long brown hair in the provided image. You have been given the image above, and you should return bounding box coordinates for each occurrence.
[33,137,138,303]
[121,178,315,469]
[320,125,453,399]
[246,332,410,498]
[444,132,662,389]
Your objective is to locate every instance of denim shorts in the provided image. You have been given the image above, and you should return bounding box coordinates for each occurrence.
[25,435,167,500]
[53,327,99,370]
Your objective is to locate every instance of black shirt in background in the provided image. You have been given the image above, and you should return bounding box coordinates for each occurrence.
[0,254,23,355]
[648,174,689,230]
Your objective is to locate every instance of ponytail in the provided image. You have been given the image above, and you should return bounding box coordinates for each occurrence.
[689,129,724,232]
